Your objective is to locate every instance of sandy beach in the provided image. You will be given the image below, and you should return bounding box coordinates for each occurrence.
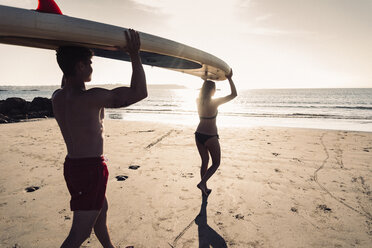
[0,119,371,248]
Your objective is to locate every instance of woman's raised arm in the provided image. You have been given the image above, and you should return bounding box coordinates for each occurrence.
[213,69,237,106]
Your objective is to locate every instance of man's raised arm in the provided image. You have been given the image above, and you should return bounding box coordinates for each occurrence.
[127,29,147,101]
[90,29,147,108]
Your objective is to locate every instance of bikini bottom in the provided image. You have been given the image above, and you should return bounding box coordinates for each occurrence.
[195,132,219,146]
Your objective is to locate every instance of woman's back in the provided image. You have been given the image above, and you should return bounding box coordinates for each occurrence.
[196,98,218,135]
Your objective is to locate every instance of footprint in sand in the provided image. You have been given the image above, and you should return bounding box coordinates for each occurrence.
[263,200,272,207]
[234,214,244,220]
[129,165,140,170]
[181,172,194,178]
[58,209,66,214]
[317,204,332,213]
[237,175,244,180]
[292,158,302,163]
[138,129,155,133]
[116,175,128,181]
[290,207,298,213]
[272,152,280,156]
[25,186,40,192]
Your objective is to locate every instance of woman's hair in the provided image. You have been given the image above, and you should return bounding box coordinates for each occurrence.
[56,46,93,77]
[199,80,216,103]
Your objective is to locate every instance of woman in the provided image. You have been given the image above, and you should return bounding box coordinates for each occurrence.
[195,69,237,196]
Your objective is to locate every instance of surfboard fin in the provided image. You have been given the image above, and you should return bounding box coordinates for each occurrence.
[36,0,63,15]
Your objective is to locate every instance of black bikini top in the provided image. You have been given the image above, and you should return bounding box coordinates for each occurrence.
[199,110,218,120]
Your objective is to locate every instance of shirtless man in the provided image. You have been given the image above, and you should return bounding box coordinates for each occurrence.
[52,29,146,248]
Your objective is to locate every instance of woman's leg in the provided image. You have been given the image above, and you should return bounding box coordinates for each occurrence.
[195,138,210,179]
[195,137,211,195]
[200,137,221,187]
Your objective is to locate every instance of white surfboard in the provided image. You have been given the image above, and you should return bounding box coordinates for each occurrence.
[0,5,230,81]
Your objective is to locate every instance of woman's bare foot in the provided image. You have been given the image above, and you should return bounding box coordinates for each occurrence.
[197,183,211,196]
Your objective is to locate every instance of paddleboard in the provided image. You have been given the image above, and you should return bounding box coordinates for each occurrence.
[0,4,231,81]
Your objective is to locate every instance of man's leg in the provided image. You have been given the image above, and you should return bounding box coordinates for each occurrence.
[94,197,115,248]
[61,210,100,248]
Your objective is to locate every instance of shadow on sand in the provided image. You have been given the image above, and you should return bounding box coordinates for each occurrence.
[169,194,227,247]
[194,194,227,248]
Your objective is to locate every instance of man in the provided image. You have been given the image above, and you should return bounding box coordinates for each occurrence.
[52,29,146,248]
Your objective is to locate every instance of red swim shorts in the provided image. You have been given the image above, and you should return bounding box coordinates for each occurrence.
[64,156,108,211]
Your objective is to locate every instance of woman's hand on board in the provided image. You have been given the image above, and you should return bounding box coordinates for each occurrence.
[226,69,233,79]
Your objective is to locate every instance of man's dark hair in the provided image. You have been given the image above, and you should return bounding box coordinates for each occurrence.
[56,46,93,77]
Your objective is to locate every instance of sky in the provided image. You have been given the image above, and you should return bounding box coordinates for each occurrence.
[0,0,371,89]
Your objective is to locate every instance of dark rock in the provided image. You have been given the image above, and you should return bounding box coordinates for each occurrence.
[0,97,28,115]
[0,113,9,123]
[0,97,54,123]
[27,112,47,119]
[25,186,40,192]
[11,114,28,120]
[129,165,140,170]
[116,175,128,181]
[29,97,53,116]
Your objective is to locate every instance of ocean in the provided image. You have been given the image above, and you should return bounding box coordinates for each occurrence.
[1,85,371,132]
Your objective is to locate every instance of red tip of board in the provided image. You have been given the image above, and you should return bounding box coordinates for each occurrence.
[36,0,63,15]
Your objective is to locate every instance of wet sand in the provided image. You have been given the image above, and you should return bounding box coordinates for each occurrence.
[0,119,371,247]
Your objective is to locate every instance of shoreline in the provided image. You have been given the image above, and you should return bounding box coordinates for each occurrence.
[105,109,372,133]
[2,115,372,134]
[0,119,371,247]
[2,116,372,134]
